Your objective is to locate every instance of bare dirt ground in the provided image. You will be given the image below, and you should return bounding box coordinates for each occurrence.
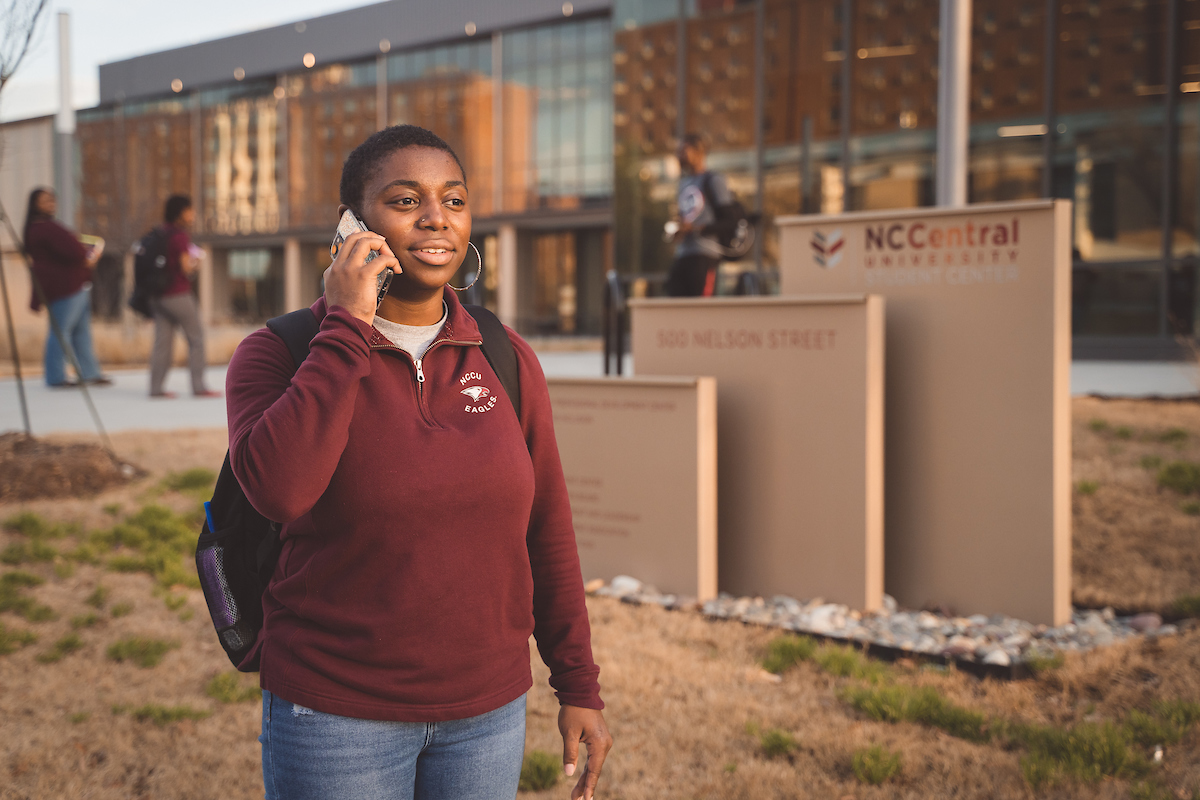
[1,401,1199,800]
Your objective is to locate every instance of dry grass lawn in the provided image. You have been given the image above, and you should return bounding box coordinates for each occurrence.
[1,399,1199,799]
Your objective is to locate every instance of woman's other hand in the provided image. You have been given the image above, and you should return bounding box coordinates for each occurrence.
[323,231,401,325]
[559,705,613,800]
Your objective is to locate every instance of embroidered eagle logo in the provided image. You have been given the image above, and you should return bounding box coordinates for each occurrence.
[460,386,491,402]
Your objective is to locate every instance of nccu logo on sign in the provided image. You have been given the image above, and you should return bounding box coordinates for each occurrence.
[811,229,844,268]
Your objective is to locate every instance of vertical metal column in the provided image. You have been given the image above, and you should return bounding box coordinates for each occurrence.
[753,0,766,271]
[492,32,504,215]
[55,12,76,228]
[840,0,852,211]
[1160,0,1181,337]
[676,0,687,142]
[376,54,388,130]
[936,0,971,206]
[1041,0,1058,199]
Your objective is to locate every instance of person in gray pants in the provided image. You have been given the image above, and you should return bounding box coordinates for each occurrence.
[149,195,218,399]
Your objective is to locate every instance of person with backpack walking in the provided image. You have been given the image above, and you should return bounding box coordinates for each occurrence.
[23,187,112,388]
[147,194,218,398]
[665,133,737,297]
[223,125,612,800]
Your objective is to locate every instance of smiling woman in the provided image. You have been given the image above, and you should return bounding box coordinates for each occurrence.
[223,124,613,800]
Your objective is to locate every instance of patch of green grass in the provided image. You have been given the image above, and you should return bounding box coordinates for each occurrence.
[91,504,201,588]
[164,594,187,611]
[53,560,75,579]
[1088,419,1109,432]
[1075,480,1099,496]
[71,613,100,629]
[1157,461,1200,494]
[723,762,737,774]
[1,538,57,565]
[518,750,560,792]
[851,745,902,785]
[178,607,194,622]
[761,634,817,674]
[84,585,109,609]
[102,503,122,517]
[1019,751,1058,789]
[1183,501,1200,516]
[36,633,84,663]
[1023,652,1065,675]
[105,637,179,668]
[0,571,56,622]
[1003,720,1148,785]
[814,644,889,683]
[110,602,133,618]
[205,672,260,703]
[1159,427,1189,444]
[162,468,217,496]
[842,684,990,743]
[1115,426,1134,440]
[68,711,91,724]
[1169,594,1200,619]
[1140,455,1164,470]
[118,703,210,726]
[0,621,37,654]
[3,511,51,536]
[758,728,797,759]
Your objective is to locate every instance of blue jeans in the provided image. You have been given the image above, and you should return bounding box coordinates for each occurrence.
[260,690,526,800]
[44,286,102,385]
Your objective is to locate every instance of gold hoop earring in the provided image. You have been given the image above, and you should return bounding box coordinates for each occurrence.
[449,242,483,292]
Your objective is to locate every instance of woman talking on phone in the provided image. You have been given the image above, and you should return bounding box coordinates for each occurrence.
[224,125,612,800]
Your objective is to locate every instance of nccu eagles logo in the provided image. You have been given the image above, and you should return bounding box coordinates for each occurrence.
[811,229,844,268]
[459,372,499,414]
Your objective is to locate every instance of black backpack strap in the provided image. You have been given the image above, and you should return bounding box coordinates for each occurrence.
[265,308,321,370]
[464,304,521,420]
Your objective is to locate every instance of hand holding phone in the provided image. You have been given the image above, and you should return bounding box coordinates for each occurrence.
[324,210,401,324]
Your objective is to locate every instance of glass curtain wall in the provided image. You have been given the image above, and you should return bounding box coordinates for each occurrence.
[287,61,378,228]
[389,39,496,216]
[199,80,281,236]
[502,16,613,213]
[78,98,192,251]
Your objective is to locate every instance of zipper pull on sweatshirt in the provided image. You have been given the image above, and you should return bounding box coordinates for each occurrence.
[415,359,426,388]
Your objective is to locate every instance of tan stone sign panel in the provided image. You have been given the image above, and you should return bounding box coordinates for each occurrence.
[630,296,885,611]
[548,377,718,601]
[779,200,1071,626]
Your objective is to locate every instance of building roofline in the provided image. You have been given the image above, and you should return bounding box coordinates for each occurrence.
[99,0,611,104]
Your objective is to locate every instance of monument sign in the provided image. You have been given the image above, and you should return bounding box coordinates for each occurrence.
[548,376,718,601]
[778,200,1071,625]
[630,296,885,611]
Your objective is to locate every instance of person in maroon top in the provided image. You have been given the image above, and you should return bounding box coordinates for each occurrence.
[226,125,612,800]
[23,187,111,388]
[148,195,219,398]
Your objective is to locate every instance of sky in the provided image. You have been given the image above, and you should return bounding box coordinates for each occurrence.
[0,0,377,122]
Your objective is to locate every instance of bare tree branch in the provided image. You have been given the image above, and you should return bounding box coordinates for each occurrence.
[0,0,50,96]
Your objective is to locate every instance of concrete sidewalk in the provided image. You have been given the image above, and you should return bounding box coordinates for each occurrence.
[0,356,1194,436]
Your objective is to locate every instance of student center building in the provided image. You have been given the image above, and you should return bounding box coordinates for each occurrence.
[42,0,1200,354]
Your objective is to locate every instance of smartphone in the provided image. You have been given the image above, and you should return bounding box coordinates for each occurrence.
[331,209,393,309]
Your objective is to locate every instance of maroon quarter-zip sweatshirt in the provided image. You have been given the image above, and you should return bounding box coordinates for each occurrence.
[226,289,602,721]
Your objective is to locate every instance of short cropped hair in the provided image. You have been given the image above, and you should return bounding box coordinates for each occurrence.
[164,194,192,224]
[681,132,707,152]
[339,125,467,212]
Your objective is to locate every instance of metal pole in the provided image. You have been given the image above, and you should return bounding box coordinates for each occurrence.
[753,0,765,272]
[55,12,77,228]
[936,0,971,206]
[1041,0,1058,198]
[492,31,504,215]
[1161,0,1180,337]
[840,0,852,212]
[676,0,687,143]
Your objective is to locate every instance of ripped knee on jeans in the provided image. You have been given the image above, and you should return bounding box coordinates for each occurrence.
[291,703,314,717]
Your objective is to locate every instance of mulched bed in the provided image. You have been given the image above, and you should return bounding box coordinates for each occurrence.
[0,433,141,501]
